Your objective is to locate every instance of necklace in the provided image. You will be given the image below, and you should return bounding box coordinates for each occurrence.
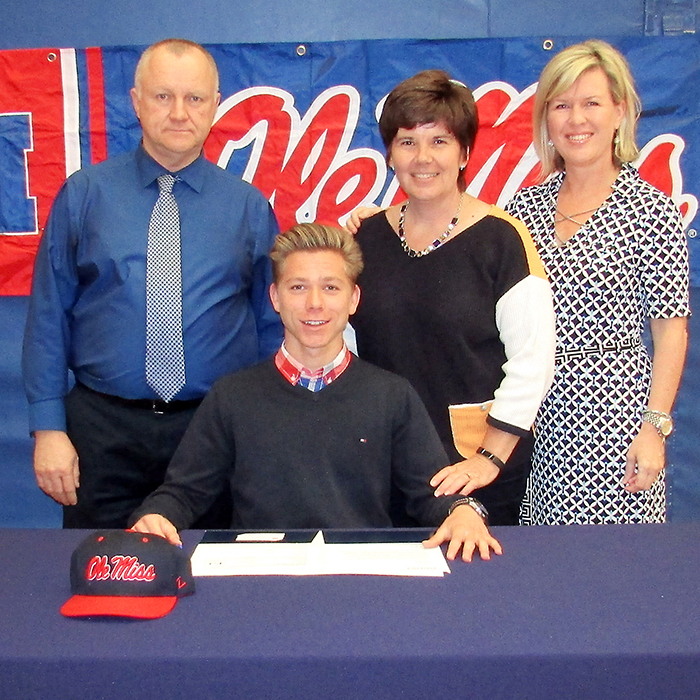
[552,229,568,248]
[554,205,600,227]
[397,193,464,258]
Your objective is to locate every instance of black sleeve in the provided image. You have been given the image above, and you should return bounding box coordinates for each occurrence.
[389,380,463,527]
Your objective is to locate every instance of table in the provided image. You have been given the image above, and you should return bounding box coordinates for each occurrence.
[1,524,699,699]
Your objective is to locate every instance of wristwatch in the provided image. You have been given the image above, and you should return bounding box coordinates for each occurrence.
[642,409,673,439]
[448,496,489,524]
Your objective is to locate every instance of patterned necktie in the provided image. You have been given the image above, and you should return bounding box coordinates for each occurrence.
[145,174,186,402]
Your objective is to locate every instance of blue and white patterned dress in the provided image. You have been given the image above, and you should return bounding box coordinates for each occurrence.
[506,164,690,524]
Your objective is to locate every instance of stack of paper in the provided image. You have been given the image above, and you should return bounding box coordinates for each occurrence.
[190,531,450,577]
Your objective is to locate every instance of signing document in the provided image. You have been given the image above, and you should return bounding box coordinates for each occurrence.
[190,531,451,577]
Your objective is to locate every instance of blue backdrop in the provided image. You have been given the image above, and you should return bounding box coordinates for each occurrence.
[1,34,698,526]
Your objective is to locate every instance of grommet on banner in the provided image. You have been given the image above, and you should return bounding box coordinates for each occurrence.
[296,45,307,57]
[542,39,554,51]
[47,52,57,62]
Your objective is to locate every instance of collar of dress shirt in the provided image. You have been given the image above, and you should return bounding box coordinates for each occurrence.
[275,343,352,391]
[135,143,207,193]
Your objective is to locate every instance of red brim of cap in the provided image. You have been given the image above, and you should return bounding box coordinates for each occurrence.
[60,594,177,619]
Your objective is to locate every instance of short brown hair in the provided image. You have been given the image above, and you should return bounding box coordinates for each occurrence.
[379,70,478,191]
[134,38,220,93]
[270,223,364,283]
[533,39,640,179]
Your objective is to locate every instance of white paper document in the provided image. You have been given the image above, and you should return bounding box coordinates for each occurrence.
[190,531,450,577]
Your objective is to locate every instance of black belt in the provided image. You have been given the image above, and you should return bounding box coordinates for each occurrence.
[77,382,203,414]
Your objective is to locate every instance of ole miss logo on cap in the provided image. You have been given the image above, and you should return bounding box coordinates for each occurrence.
[61,530,195,619]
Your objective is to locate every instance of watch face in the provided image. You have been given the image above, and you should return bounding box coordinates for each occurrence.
[643,411,673,438]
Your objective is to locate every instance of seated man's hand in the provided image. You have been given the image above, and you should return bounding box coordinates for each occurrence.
[131,514,182,547]
[344,205,382,235]
[422,504,502,562]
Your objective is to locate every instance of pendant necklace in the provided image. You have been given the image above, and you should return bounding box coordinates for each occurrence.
[398,193,464,258]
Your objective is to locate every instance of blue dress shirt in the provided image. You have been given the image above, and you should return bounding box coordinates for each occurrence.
[23,146,282,433]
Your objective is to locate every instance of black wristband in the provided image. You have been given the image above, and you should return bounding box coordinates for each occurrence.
[476,447,506,470]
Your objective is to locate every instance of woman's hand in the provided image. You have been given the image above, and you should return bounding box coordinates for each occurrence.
[622,315,688,493]
[431,453,501,497]
[432,427,520,496]
[344,204,382,234]
[624,422,665,492]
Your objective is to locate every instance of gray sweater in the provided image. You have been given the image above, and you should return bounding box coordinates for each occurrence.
[130,357,460,530]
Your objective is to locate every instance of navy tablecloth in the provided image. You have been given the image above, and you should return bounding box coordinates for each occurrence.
[1,524,699,699]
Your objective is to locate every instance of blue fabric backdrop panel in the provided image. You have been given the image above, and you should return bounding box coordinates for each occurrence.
[1,35,698,526]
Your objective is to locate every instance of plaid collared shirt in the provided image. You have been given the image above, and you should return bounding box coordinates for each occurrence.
[274,343,352,392]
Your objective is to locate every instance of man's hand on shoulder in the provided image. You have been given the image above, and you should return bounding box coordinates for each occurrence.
[131,514,182,547]
[422,502,502,562]
[33,430,80,506]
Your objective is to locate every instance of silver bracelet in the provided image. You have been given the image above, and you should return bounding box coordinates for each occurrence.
[448,496,489,524]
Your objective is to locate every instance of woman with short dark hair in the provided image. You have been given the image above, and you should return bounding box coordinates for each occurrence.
[351,70,556,525]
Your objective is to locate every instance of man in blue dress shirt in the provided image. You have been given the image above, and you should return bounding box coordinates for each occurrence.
[22,39,282,529]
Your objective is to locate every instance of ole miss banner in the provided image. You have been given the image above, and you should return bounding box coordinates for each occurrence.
[0,37,698,295]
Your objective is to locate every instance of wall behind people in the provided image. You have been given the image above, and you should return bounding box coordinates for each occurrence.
[2,0,698,526]
[1,0,656,49]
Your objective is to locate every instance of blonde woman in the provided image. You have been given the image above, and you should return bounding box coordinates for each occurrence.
[505,40,689,524]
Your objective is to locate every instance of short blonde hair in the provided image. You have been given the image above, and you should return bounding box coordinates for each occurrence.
[134,38,219,93]
[533,40,641,179]
[270,223,364,283]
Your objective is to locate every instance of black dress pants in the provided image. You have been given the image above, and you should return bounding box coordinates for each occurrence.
[63,383,231,529]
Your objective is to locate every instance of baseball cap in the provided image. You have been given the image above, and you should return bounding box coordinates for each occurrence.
[61,530,195,619]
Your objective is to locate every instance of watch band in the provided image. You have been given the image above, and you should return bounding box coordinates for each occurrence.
[642,409,673,438]
[448,496,489,524]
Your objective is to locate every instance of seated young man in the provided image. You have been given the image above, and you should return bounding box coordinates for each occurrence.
[130,224,501,561]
